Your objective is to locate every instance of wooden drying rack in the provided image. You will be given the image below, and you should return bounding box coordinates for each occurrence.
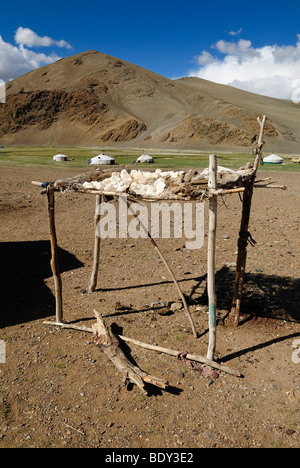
[31,115,287,391]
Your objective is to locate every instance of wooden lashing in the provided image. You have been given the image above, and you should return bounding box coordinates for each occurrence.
[231,115,266,326]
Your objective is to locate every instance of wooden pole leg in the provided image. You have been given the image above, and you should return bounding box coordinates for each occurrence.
[89,194,102,293]
[231,116,266,326]
[231,182,253,326]
[47,186,63,323]
[207,155,218,360]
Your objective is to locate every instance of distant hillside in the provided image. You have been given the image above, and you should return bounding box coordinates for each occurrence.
[0,50,299,152]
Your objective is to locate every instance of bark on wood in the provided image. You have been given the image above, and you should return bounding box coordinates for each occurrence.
[207,155,218,360]
[253,184,287,190]
[47,185,63,323]
[92,310,168,394]
[43,320,92,333]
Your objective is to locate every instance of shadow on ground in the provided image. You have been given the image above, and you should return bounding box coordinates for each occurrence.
[192,266,300,324]
[92,264,300,324]
[0,241,83,328]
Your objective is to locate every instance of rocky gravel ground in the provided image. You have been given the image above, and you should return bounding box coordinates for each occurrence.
[0,165,299,448]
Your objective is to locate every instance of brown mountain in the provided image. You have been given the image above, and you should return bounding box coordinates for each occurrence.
[0,49,299,152]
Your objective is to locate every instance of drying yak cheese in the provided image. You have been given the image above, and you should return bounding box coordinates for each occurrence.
[52,164,261,201]
[82,169,184,199]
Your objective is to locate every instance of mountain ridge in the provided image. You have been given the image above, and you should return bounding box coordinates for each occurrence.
[0,50,299,152]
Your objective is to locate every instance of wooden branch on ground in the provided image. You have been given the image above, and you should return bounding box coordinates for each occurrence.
[92,311,168,394]
[43,318,242,378]
[43,320,92,332]
[119,334,242,378]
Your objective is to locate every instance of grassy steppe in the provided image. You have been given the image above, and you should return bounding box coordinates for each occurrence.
[0,146,299,172]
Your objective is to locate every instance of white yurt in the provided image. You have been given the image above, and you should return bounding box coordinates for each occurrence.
[87,154,115,165]
[263,154,284,164]
[136,154,154,164]
[53,154,68,162]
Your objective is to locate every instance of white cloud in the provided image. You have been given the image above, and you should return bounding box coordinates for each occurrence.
[196,50,215,65]
[15,27,72,49]
[190,35,300,100]
[213,39,260,61]
[228,28,243,36]
[0,28,72,82]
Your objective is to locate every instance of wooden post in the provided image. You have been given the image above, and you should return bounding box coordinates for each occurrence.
[89,194,102,293]
[47,186,63,323]
[231,181,254,326]
[207,155,218,360]
[231,115,266,326]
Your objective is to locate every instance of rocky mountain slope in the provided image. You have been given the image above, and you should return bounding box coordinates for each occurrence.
[0,50,299,151]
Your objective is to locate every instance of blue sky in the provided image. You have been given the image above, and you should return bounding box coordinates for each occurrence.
[1,0,300,99]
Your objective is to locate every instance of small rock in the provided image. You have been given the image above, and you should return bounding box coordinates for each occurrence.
[287,388,300,403]
[170,302,183,312]
[150,301,168,308]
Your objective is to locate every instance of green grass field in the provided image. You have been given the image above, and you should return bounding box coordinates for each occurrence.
[0,145,299,172]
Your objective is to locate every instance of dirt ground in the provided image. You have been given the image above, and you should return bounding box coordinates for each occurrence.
[0,164,299,449]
